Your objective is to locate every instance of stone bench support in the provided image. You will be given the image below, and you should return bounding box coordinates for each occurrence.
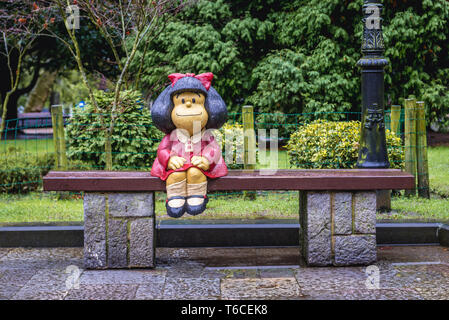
[83,192,155,269]
[300,191,376,266]
[83,190,377,269]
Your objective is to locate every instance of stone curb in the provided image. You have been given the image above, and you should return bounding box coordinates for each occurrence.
[0,222,446,248]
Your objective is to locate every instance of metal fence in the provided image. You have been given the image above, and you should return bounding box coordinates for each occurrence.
[1,105,424,224]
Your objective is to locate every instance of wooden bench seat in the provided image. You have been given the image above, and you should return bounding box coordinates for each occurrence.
[43,169,413,191]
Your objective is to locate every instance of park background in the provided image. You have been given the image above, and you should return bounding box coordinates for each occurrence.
[1,0,449,224]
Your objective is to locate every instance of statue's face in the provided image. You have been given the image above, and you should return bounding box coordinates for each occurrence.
[171,92,208,135]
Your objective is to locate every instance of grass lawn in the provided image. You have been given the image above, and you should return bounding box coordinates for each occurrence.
[427,146,449,197]
[0,192,83,224]
[0,141,448,224]
[3,188,446,224]
[155,191,299,220]
[0,191,299,224]
[384,146,449,222]
[1,138,54,154]
[382,194,449,223]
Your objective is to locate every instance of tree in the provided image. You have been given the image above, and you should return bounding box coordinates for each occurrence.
[0,0,48,136]
[47,0,191,169]
[0,0,120,134]
[24,69,57,112]
[130,0,276,111]
[382,0,449,128]
[131,0,449,126]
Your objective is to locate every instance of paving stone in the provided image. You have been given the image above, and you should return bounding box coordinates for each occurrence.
[157,248,260,268]
[0,267,37,284]
[135,283,166,300]
[221,277,303,300]
[258,267,296,278]
[172,296,219,300]
[79,269,165,285]
[65,284,138,300]
[156,248,196,265]
[107,219,128,268]
[220,268,260,279]
[167,245,295,270]
[129,218,155,268]
[0,260,46,273]
[333,192,353,235]
[0,248,10,260]
[0,284,24,300]
[380,263,449,299]
[0,248,83,272]
[412,282,449,300]
[163,278,220,299]
[354,192,376,234]
[166,263,225,279]
[108,193,154,217]
[0,267,38,299]
[0,266,37,278]
[302,288,423,300]
[0,247,82,264]
[295,267,368,291]
[11,267,75,300]
[2,246,449,300]
[1,247,49,262]
[254,248,300,266]
[378,245,449,263]
[159,259,204,270]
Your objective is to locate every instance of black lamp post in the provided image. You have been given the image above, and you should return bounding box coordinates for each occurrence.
[356,0,390,168]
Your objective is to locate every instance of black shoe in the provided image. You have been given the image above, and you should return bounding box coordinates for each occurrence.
[166,196,186,218]
[185,195,208,216]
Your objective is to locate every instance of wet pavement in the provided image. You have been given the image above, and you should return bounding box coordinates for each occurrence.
[0,245,449,300]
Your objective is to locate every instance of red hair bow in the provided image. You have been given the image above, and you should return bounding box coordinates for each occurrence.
[168,72,214,91]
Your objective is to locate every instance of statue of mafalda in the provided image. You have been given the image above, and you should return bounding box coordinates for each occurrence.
[150,73,228,218]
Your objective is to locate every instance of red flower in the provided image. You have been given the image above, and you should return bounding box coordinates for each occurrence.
[33,2,39,11]
[18,18,27,24]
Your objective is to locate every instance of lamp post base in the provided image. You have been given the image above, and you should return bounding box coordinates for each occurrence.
[356,161,390,169]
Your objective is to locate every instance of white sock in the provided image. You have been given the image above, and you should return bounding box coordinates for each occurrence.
[166,179,187,208]
[187,181,207,206]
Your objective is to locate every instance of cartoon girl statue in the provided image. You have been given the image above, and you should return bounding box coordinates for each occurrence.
[150,73,228,218]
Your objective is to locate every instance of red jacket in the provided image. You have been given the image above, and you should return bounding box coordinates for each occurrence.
[150,129,228,181]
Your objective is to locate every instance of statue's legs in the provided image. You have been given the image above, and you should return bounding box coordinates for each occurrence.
[186,167,208,215]
[165,171,187,218]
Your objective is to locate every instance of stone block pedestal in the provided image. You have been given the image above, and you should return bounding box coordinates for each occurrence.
[83,192,155,269]
[299,191,377,266]
[82,190,377,268]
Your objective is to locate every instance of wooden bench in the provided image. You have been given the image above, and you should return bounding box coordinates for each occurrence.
[43,169,414,269]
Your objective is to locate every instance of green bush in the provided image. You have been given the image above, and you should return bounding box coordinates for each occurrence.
[286,120,404,169]
[66,90,164,170]
[0,147,54,193]
[213,122,246,169]
[133,0,449,123]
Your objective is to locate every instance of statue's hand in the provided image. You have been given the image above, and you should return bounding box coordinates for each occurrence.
[167,156,186,170]
[191,156,210,171]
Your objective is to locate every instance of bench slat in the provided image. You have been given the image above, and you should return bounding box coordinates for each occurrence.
[43,169,414,192]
